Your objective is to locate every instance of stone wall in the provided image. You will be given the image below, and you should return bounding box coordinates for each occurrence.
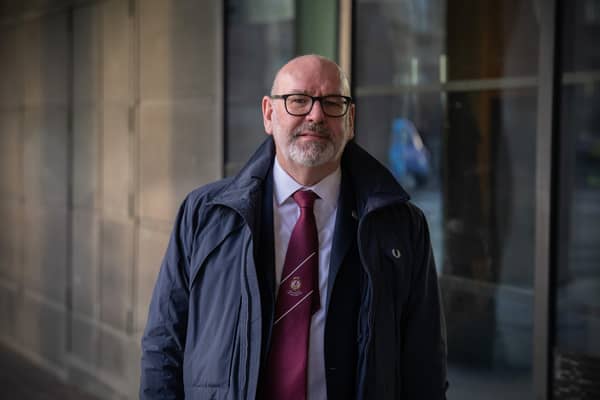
[0,0,222,397]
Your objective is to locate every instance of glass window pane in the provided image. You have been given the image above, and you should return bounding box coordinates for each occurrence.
[355,0,539,89]
[441,89,536,400]
[354,0,447,87]
[561,0,600,73]
[555,83,600,356]
[554,1,600,394]
[446,0,539,80]
[225,0,296,176]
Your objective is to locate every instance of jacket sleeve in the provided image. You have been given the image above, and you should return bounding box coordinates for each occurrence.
[402,207,448,399]
[140,197,193,399]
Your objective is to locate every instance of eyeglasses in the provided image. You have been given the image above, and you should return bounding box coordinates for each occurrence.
[270,94,353,117]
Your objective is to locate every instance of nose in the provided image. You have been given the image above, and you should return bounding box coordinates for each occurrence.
[306,98,326,121]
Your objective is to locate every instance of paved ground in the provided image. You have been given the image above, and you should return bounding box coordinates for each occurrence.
[0,345,100,400]
[447,365,532,399]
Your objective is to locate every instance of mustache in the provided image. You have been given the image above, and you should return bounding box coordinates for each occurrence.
[292,123,331,138]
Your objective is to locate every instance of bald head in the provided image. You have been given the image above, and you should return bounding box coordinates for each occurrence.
[271,55,351,97]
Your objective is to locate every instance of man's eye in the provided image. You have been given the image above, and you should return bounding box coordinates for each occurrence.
[290,97,309,105]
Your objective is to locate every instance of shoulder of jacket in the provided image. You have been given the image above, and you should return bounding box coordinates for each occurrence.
[367,200,427,238]
[370,198,424,217]
[404,201,426,220]
[182,177,235,210]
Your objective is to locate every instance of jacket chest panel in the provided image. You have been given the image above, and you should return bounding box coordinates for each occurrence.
[364,214,413,312]
[185,227,249,390]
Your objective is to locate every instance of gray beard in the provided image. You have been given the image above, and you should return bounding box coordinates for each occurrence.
[288,137,336,167]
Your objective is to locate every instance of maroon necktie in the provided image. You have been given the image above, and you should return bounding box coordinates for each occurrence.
[263,190,321,400]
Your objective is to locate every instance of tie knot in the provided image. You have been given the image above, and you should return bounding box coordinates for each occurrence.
[292,190,318,209]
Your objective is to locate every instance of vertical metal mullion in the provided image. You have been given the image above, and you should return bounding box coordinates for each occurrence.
[338,0,352,79]
[534,0,561,398]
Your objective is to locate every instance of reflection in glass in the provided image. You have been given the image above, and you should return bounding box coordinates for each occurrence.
[554,84,600,396]
[446,0,538,80]
[225,0,295,176]
[355,89,536,399]
[355,0,539,89]
[560,0,600,73]
[355,0,446,87]
[553,1,600,394]
[355,92,445,266]
[441,89,535,400]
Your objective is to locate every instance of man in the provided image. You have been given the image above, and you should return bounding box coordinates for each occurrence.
[140,55,447,399]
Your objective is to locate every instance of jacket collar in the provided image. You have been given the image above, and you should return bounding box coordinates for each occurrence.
[210,138,276,231]
[340,140,410,218]
[212,137,410,225]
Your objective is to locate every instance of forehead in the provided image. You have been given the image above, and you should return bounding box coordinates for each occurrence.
[274,60,342,95]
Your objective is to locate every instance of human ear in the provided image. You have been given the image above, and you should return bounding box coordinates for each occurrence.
[262,96,274,135]
[347,103,356,139]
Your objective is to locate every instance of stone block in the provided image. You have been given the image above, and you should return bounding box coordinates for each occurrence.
[18,293,66,368]
[0,201,23,282]
[23,106,69,207]
[139,101,221,222]
[135,225,170,332]
[0,110,23,199]
[98,327,139,388]
[19,1,72,15]
[0,284,18,340]
[72,106,100,209]
[102,0,132,103]
[73,3,101,104]
[102,105,132,218]
[71,209,100,317]
[21,12,69,106]
[69,314,99,368]
[100,218,134,331]
[0,2,24,22]
[139,0,217,100]
[125,339,142,397]
[0,25,23,108]
[23,206,67,303]
[226,104,266,173]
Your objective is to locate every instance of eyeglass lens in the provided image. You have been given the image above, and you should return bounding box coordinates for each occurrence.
[285,94,349,116]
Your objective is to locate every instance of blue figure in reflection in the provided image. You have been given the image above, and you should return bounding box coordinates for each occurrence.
[388,118,431,188]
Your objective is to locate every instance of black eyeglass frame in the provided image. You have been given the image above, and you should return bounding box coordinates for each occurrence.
[269,94,354,117]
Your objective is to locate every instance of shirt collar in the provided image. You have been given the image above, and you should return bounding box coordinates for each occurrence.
[273,156,341,210]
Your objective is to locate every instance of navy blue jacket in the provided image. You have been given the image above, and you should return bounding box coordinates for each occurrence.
[140,138,447,399]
